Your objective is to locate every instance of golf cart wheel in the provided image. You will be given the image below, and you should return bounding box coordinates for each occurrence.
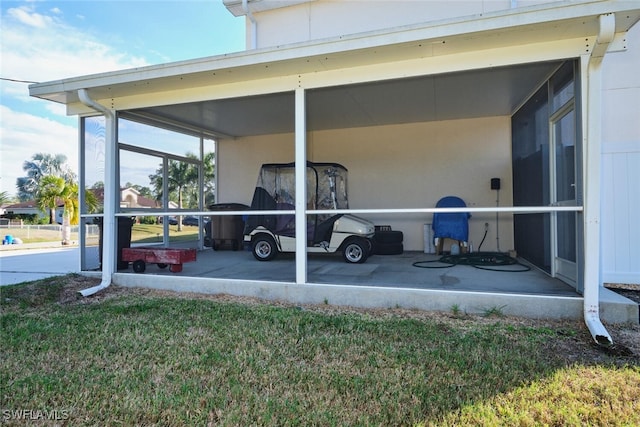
[133,260,146,273]
[252,235,277,261]
[157,263,168,269]
[342,238,369,264]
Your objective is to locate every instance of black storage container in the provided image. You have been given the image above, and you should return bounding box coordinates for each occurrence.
[207,203,249,251]
[96,216,135,270]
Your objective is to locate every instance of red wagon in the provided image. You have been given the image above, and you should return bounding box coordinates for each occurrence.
[121,247,197,273]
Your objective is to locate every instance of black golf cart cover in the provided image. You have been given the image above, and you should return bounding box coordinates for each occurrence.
[245,162,349,239]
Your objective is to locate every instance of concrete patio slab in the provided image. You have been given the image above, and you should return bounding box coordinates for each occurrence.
[108,246,638,324]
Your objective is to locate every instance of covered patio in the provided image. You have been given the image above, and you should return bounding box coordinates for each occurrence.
[29,2,640,342]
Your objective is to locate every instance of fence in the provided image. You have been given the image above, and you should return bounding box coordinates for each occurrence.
[0,224,100,243]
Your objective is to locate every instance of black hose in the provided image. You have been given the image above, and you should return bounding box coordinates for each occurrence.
[412,252,530,272]
[477,229,488,252]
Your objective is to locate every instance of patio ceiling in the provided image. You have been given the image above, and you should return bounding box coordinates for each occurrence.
[29,1,640,139]
[125,61,561,138]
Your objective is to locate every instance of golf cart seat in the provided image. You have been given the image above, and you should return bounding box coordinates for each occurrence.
[244,187,277,233]
[432,196,471,254]
[246,193,315,239]
[274,203,295,237]
[313,214,343,244]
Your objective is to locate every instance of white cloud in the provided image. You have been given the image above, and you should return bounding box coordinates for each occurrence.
[0,3,150,197]
[0,105,77,195]
[44,102,68,117]
[1,4,148,84]
[7,4,54,28]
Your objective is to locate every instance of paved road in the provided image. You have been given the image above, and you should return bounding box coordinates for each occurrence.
[0,247,81,286]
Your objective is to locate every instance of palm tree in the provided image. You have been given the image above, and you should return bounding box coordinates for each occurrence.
[35,176,99,244]
[81,187,100,220]
[150,156,199,231]
[62,182,99,224]
[0,191,12,206]
[17,153,75,201]
[202,151,216,206]
[168,160,198,231]
[36,175,65,225]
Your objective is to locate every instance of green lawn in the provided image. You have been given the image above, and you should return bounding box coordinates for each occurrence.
[0,226,78,244]
[1,224,199,245]
[1,275,639,426]
[130,223,199,244]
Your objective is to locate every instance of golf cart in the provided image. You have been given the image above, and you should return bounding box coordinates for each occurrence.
[244,162,375,263]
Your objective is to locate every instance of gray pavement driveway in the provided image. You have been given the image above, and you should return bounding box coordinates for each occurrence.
[0,247,80,286]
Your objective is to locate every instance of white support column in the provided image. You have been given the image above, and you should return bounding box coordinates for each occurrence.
[78,116,86,271]
[582,13,615,346]
[198,136,205,250]
[295,88,307,284]
[162,157,169,246]
[103,111,118,276]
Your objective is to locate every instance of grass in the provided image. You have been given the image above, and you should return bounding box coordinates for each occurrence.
[1,276,639,426]
[0,227,81,244]
[130,223,199,244]
[450,304,462,317]
[482,305,507,318]
[1,224,198,245]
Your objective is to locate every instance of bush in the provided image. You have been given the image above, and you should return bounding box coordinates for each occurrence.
[1,213,44,224]
[139,216,157,225]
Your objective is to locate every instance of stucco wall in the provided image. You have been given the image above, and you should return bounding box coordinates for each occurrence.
[217,132,295,207]
[218,116,513,252]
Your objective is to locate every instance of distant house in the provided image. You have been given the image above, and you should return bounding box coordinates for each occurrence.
[118,188,179,210]
[1,187,172,223]
[120,188,156,209]
[2,200,63,223]
[90,187,166,210]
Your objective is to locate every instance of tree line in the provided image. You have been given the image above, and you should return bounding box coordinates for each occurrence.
[5,152,216,227]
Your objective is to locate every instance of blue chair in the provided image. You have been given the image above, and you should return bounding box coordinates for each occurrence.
[432,196,470,255]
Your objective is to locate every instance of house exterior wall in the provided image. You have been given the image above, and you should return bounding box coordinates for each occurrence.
[249,0,558,49]
[217,132,295,205]
[218,116,513,252]
[3,206,48,221]
[600,22,640,285]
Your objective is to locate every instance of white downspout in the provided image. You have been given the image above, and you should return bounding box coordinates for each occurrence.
[77,89,117,297]
[583,13,615,346]
[242,0,258,49]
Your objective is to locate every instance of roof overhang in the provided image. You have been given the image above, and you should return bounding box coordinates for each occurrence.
[222,0,315,17]
[29,0,640,127]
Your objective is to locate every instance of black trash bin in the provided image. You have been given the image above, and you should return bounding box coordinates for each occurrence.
[207,203,249,251]
[96,216,135,270]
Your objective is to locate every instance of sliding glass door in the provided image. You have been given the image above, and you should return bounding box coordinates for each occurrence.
[550,106,577,285]
[512,61,580,288]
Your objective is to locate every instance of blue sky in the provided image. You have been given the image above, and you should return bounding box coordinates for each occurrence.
[0,0,245,197]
